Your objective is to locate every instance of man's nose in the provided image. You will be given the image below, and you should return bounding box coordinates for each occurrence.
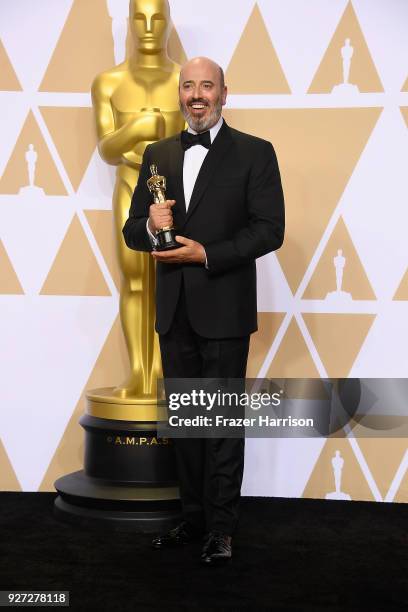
[146,15,153,32]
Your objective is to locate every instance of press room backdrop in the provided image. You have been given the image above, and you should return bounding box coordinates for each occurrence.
[0,0,407,502]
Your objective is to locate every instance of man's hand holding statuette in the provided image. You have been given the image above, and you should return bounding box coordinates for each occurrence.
[148,199,176,234]
[151,236,206,264]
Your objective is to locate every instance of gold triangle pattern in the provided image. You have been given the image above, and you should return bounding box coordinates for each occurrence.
[267,318,320,378]
[225,4,290,94]
[246,312,285,377]
[302,313,376,377]
[39,0,115,92]
[223,108,382,294]
[0,111,67,195]
[84,210,121,291]
[39,316,129,491]
[393,268,408,300]
[357,439,408,500]
[0,40,22,91]
[302,438,376,501]
[39,107,97,191]
[303,217,376,300]
[168,24,188,65]
[0,240,24,294]
[393,460,408,502]
[400,107,408,129]
[0,439,21,491]
[0,2,405,505]
[40,214,111,296]
[308,1,384,93]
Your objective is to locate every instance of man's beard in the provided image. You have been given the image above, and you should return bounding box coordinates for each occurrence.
[180,97,222,133]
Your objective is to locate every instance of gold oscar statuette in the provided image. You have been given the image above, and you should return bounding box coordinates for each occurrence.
[147,164,179,250]
[53,0,184,531]
[88,0,185,412]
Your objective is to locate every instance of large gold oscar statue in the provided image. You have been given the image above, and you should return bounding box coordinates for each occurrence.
[54,0,184,531]
[88,0,185,416]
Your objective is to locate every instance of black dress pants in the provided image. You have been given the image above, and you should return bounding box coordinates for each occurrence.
[159,282,250,536]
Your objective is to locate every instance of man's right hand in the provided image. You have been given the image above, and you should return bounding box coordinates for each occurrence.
[148,200,176,233]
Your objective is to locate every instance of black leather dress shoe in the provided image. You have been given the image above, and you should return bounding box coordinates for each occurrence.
[201,531,232,565]
[152,521,203,549]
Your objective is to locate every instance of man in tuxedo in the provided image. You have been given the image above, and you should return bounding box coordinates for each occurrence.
[123,57,284,565]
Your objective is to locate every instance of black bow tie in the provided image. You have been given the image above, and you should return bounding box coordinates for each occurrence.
[180,130,211,151]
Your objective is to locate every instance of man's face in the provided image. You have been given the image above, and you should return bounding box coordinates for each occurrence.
[179,60,227,132]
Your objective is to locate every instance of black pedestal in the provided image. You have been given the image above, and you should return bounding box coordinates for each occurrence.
[54,394,181,533]
[54,470,181,532]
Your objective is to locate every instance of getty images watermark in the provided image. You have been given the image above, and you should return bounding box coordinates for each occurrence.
[157,378,408,438]
[166,387,313,430]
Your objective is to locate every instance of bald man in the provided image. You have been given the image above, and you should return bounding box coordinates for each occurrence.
[123,57,285,565]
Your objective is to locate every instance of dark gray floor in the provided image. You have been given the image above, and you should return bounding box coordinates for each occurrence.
[0,493,407,611]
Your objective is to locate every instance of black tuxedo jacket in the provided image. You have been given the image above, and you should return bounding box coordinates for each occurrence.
[122,120,285,338]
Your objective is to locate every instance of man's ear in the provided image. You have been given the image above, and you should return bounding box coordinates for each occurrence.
[222,86,228,106]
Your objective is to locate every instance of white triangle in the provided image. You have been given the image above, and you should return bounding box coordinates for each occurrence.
[170,0,255,71]
[341,107,408,300]
[352,0,408,92]
[350,309,408,377]
[242,437,326,497]
[0,198,75,295]
[258,0,347,94]
[0,0,74,91]
[0,296,118,491]
[256,251,293,311]
[77,148,115,210]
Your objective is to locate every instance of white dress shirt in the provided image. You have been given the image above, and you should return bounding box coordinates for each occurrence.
[182,115,223,209]
[146,116,224,266]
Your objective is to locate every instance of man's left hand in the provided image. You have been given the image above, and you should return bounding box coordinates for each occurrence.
[151,235,206,264]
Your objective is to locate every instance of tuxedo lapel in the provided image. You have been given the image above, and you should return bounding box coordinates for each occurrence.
[183,121,233,223]
[168,135,186,220]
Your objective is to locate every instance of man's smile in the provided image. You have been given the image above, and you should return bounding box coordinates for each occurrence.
[189,100,209,112]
